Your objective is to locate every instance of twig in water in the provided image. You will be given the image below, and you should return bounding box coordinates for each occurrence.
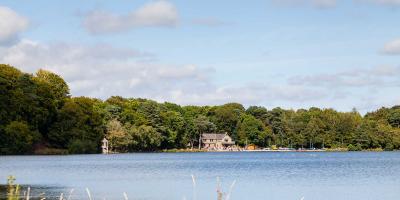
[26,187,30,200]
[216,177,223,200]
[67,189,74,200]
[86,188,93,200]
[191,175,197,200]
[123,192,128,200]
[216,177,222,192]
[225,180,236,200]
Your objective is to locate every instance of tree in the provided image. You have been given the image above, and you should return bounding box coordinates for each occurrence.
[194,115,216,149]
[266,107,288,146]
[237,114,269,147]
[304,117,324,149]
[128,125,162,151]
[106,119,131,152]
[0,65,23,128]
[246,106,268,123]
[160,110,185,149]
[48,97,104,152]
[0,65,63,153]
[68,139,97,154]
[35,69,69,107]
[210,103,244,139]
[388,108,400,128]
[1,121,38,154]
[3,64,400,154]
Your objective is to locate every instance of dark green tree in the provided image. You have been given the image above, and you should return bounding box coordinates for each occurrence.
[1,121,39,154]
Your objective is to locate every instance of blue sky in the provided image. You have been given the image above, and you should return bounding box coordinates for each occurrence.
[0,0,399,113]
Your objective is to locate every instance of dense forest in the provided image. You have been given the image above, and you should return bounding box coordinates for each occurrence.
[1,64,400,154]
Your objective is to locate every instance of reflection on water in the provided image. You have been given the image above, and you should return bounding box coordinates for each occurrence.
[0,152,400,200]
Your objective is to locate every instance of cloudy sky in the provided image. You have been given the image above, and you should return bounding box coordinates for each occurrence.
[0,0,399,113]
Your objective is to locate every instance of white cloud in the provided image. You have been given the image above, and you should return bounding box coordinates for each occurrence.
[312,0,337,8]
[288,65,400,88]
[1,39,398,112]
[382,38,400,55]
[273,0,400,8]
[272,0,337,8]
[0,6,29,45]
[191,17,229,27]
[286,65,400,112]
[0,39,214,100]
[364,0,400,6]
[0,38,331,108]
[83,0,178,34]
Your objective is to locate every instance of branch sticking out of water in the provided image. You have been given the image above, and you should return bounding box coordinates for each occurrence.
[225,180,236,200]
[67,189,74,200]
[86,188,92,200]
[191,174,197,200]
[123,192,128,200]
[26,187,30,200]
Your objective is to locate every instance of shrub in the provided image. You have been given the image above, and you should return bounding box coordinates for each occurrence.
[348,144,362,151]
[34,147,68,155]
[1,121,39,154]
[68,139,97,154]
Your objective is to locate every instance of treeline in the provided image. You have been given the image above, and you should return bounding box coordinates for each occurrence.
[1,64,400,154]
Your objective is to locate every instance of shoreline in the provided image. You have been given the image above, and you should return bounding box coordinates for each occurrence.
[160,148,390,153]
[3,148,394,156]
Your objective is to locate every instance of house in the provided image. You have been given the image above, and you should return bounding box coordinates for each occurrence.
[201,133,235,150]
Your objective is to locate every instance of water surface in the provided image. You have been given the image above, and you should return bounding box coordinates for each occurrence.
[0,152,399,200]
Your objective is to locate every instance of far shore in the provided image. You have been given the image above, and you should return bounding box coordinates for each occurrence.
[160,147,390,153]
[11,147,394,155]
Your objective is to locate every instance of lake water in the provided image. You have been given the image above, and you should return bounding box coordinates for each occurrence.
[0,152,400,200]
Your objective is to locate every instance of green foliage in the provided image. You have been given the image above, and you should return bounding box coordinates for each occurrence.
[1,121,39,154]
[128,125,162,151]
[35,69,69,107]
[160,110,185,148]
[48,97,104,151]
[68,139,97,154]
[348,144,362,151]
[237,114,269,146]
[210,103,244,139]
[246,106,268,123]
[2,64,400,154]
[194,115,216,148]
[388,108,400,128]
[0,64,69,154]
[106,119,131,152]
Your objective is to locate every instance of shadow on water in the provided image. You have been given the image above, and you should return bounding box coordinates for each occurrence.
[0,185,68,200]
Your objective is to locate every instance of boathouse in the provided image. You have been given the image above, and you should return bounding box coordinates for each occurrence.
[201,133,235,150]
[102,137,109,154]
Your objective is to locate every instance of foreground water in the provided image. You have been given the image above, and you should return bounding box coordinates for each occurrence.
[0,152,399,200]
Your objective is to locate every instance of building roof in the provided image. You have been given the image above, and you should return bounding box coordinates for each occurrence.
[202,133,228,140]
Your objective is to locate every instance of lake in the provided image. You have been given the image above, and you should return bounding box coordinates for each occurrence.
[0,152,400,200]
